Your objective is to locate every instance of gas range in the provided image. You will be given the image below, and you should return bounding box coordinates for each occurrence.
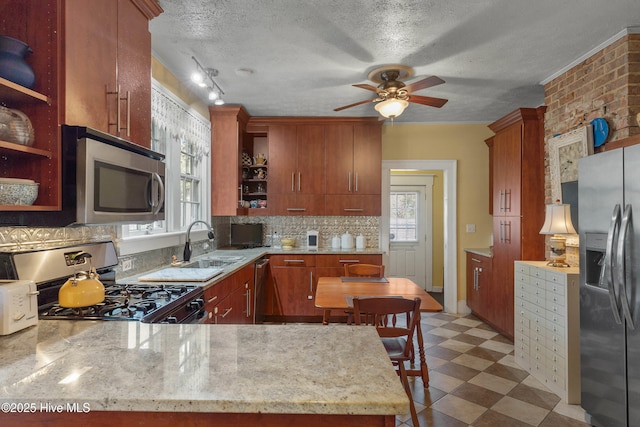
[0,242,206,324]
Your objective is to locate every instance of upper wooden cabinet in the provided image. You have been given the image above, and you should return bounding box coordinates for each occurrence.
[63,0,157,147]
[210,106,250,216]
[0,0,160,214]
[267,124,326,215]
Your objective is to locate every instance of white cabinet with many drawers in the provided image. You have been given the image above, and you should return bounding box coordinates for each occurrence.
[514,261,580,403]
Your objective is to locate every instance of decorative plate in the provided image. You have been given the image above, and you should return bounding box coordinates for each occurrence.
[590,118,609,147]
[241,152,252,166]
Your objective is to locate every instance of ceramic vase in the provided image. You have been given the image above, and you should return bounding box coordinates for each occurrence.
[0,35,36,89]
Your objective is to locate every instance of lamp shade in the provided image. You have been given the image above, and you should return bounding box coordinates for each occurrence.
[374,98,408,118]
[540,203,577,235]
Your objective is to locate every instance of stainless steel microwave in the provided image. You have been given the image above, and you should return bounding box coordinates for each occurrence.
[0,126,165,226]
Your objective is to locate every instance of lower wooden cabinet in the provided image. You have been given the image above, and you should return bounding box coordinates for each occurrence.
[204,264,255,324]
[266,253,383,320]
[465,251,499,329]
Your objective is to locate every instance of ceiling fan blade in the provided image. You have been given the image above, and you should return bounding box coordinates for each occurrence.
[333,98,378,112]
[352,83,379,93]
[403,76,445,93]
[407,94,448,108]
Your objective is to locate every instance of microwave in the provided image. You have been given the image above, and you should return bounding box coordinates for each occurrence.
[0,126,165,226]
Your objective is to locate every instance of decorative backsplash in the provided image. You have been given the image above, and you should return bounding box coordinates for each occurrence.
[229,216,379,249]
[0,215,379,278]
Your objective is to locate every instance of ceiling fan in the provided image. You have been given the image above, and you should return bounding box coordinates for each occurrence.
[334,64,448,119]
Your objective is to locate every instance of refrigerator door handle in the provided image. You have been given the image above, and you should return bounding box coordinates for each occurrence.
[616,204,635,330]
[601,204,623,325]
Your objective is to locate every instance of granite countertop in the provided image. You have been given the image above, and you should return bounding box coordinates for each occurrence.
[464,247,493,257]
[0,321,408,415]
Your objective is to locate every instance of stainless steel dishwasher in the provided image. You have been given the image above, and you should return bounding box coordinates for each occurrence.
[254,257,270,323]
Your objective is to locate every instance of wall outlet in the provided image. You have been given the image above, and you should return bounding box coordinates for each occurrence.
[121,259,133,271]
[466,224,476,233]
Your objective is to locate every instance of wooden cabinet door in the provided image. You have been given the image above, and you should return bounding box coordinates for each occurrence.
[492,123,522,216]
[271,267,318,316]
[116,0,152,146]
[325,123,354,194]
[268,125,297,194]
[63,0,117,134]
[492,216,520,338]
[296,124,325,195]
[353,123,382,195]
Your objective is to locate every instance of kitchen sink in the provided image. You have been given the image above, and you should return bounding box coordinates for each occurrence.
[182,255,246,269]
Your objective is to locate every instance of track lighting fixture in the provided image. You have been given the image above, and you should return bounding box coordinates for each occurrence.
[191,56,225,105]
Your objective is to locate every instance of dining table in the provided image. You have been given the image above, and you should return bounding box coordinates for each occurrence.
[315,276,444,385]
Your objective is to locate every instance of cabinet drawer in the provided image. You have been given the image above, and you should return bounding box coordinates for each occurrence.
[269,254,316,267]
[546,310,566,328]
[546,320,565,337]
[515,262,530,275]
[315,254,382,268]
[546,270,567,285]
[546,281,566,297]
[530,267,546,279]
[546,292,565,309]
[514,270,529,283]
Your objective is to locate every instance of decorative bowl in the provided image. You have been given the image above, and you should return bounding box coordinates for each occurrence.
[280,237,295,249]
[0,105,35,146]
[0,179,39,205]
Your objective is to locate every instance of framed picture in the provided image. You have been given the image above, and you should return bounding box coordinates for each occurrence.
[549,125,593,203]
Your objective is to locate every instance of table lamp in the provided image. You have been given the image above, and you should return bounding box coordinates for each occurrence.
[539,201,576,267]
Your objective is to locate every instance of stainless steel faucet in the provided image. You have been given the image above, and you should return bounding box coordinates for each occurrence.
[183,220,215,262]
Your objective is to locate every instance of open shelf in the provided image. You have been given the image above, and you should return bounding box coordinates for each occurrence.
[0,77,51,105]
[0,140,52,159]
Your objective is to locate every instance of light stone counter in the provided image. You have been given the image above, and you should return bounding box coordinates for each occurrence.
[0,321,408,416]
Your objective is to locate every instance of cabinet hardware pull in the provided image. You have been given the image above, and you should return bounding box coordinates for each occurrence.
[348,171,351,192]
[309,271,314,294]
[207,295,218,304]
[473,267,479,290]
[355,172,359,192]
[343,208,363,212]
[339,260,360,263]
[121,90,131,137]
[221,307,232,318]
[286,208,306,211]
[298,172,301,192]
[106,85,121,133]
[245,290,251,317]
[291,172,295,192]
[471,258,481,263]
[284,259,305,263]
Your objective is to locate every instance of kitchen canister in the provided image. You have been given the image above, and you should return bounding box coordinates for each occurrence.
[341,231,354,249]
[356,234,366,250]
[0,106,35,146]
[331,235,341,249]
[0,35,36,89]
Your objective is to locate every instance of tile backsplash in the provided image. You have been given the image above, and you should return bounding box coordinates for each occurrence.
[0,216,380,278]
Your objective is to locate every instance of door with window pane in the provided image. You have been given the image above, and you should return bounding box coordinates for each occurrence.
[388,175,433,290]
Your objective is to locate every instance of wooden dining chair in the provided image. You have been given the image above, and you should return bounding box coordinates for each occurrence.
[344,263,385,277]
[343,263,385,324]
[352,296,422,427]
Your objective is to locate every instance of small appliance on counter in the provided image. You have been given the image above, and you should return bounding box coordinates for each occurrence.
[307,230,319,251]
[0,279,38,335]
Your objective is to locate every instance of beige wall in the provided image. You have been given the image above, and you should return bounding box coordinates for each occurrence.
[151,57,209,117]
[382,123,494,302]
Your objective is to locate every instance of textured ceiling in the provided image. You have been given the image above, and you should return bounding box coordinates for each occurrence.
[150,0,640,124]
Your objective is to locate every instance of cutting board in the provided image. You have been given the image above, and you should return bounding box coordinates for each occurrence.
[138,267,224,282]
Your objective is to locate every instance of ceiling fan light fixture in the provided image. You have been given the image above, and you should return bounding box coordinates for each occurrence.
[374,98,409,118]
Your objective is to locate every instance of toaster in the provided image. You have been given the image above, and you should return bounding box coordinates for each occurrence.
[0,280,39,335]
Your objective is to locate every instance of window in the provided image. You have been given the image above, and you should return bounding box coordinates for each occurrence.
[119,80,211,251]
[389,191,418,242]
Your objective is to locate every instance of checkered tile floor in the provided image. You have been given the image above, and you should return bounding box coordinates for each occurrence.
[396,312,593,427]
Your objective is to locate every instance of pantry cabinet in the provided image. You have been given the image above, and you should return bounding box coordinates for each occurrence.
[0,0,161,215]
[487,107,546,339]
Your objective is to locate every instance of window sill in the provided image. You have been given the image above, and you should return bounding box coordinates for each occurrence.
[118,229,213,256]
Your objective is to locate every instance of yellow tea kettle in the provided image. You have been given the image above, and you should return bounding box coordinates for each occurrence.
[58,252,105,308]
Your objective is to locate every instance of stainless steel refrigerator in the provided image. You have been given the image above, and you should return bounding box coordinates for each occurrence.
[579,144,640,427]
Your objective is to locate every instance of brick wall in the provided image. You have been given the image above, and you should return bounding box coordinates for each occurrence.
[541,33,639,265]
[544,34,640,143]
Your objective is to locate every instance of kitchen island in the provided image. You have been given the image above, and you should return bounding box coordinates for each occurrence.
[0,321,407,426]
